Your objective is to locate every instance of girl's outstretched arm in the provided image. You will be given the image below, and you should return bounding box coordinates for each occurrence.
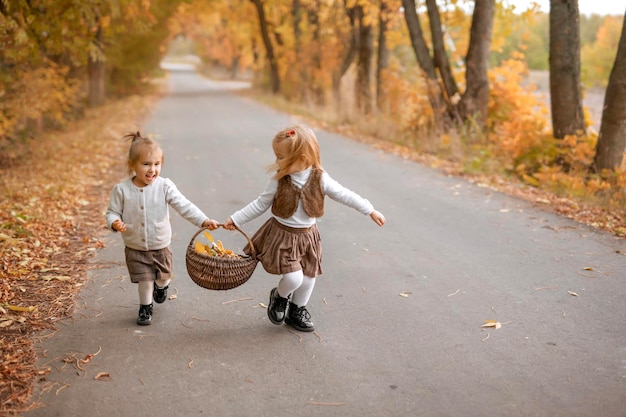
[370,210,386,226]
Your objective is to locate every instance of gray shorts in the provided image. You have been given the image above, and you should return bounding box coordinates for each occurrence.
[124,247,173,283]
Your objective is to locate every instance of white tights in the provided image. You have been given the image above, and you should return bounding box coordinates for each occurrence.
[138,278,171,305]
[276,270,316,307]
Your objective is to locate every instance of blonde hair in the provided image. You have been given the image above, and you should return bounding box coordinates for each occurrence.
[123,131,164,176]
[269,125,322,179]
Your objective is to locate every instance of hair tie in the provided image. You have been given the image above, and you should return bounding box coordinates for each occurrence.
[286,129,295,138]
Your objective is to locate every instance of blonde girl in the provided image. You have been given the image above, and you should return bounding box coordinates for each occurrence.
[106,131,218,325]
[224,125,385,332]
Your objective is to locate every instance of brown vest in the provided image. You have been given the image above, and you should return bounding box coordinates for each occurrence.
[272,168,325,218]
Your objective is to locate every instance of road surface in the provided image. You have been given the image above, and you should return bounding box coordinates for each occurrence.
[25,64,625,417]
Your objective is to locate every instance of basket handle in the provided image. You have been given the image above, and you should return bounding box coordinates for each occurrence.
[188,224,256,258]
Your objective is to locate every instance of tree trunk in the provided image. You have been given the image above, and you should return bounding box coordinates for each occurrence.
[332,5,358,108]
[593,11,626,171]
[306,1,324,105]
[356,6,373,115]
[401,0,448,130]
[250,0,280,93]
[425,0,459,107]
[88,22,105,107]
[293,0,302,50]
[458,0,495,128]
[549,0,585,138]
[376,0,390,111]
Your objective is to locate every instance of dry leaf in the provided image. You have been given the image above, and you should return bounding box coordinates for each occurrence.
[42,275,71,282]
[202,231,215,243]
[399,291,412,298]
[168,294,177,300]
[583,267,593,271]
[7,305,36,313]
[481,320,502,329]
[568,291,579,297]
[94,372,111,380]
[0,320,13,328]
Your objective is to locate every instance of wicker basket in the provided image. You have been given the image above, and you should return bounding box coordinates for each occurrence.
[185,225,258,290]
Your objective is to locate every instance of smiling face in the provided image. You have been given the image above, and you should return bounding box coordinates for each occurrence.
[129,144,163,187]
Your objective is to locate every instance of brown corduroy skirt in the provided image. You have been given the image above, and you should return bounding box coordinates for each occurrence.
[244,217,322,278]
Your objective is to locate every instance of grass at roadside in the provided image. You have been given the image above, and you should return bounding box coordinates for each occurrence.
[0,94,156,415]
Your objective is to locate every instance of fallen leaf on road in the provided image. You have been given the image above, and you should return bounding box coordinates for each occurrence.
[94,372,111,381]
[568,291,579,297]
[534,286,558,291]
[168,294,177,300]
[481,320,502,329]
[583,267,593,271]
[399,291,412,298]
[222,297,253,305]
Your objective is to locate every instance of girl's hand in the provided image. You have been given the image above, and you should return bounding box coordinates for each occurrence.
[370,210,386,227]
[222,218,236,230]
[112,219,127,232]
[202,219,219,230]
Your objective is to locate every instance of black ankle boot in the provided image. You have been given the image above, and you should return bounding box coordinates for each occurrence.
[137,303,153,325]
[285,302,315,332]
[153,284,169,304]
[267,287,289,325]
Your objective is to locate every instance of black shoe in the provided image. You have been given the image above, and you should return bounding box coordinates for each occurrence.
[285,302,315,332]
[267,287,289,325]
[137,303,153,325]
[153,284,169,304]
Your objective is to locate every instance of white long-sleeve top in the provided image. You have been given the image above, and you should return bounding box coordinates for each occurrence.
[230,167,374,228]
[106,177,208,251]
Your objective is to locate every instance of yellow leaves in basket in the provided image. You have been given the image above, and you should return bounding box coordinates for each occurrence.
[194,231,241,259]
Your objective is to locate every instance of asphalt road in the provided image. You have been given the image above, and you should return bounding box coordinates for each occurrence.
[25,64,625,417]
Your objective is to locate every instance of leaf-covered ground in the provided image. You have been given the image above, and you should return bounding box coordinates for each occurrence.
[0,94,155,415]
[0,91,623,416]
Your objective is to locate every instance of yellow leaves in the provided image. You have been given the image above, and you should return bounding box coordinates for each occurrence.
[6,304,36,313]
[481,320,502,330]
[203,231,215,243]
[194,240,207,254]
[193,231,241,259]
[0,304,35,328]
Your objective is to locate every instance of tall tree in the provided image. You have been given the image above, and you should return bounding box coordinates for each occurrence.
[88,19,106,107]
[376,0,390,111]
[306,1,324,105]
[332,5,359,107]
[593,11,626,172]
[549,0,586,139]
[425,0,459,113]
[250,0,281,93]
[401,0,448,130]
[355,5,374,114]
[458,0,495,127]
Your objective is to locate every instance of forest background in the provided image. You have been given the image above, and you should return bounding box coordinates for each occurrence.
[1,0,625,414]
